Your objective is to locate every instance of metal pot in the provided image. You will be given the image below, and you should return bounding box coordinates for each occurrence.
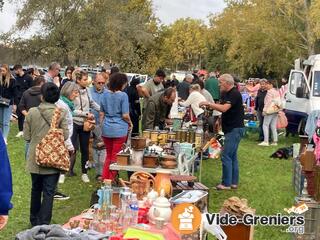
[142,130,151,139]
[158,131,168,145]
[160,161,177,169]
[160,155,176,162]
[150,131,159,143]
[131,137,146,150]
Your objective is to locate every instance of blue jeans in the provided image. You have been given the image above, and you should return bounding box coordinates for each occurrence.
[221,128,244,186]
[0,105,13,141]
[93,148,106,176]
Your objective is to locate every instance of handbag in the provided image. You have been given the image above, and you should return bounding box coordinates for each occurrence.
[0,96,10,107]
[276,110,288,129]
[35,108,70,171]
[83,118,96,132]
[265,99,282,115]
[79,89,96,132]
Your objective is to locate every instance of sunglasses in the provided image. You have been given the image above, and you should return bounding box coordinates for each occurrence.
[97,82,105,85]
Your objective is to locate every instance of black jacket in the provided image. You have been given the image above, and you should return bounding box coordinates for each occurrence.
[255,89,267,112]
[15,73,33,103]
[127,85,141,119]
[18,86,42,112]
[177,80,190,100]
[0,77,17,105]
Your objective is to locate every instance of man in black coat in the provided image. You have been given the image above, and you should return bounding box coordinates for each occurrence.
[13,64,33,137]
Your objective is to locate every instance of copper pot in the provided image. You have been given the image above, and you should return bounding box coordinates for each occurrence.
[143,155,159,168]
[160,155,176,162]
[131,137,146,150]
[160,161,177,169]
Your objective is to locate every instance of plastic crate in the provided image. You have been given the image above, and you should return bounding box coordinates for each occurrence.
[292,198,320,240]
[293,157,304,196]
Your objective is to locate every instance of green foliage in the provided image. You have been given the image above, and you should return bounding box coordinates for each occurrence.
[206,0,308,78]
[10,0,157,72]
[3,0,320,78]
[161,18,208,71]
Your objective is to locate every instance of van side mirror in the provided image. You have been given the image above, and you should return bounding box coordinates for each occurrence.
[296,87,304,98]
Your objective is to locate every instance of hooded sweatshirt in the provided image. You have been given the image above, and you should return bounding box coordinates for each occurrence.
[14,73,33,103]
[18,86,42,113]
[0,131,13,215]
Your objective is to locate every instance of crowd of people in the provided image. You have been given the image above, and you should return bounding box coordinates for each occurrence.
[0,61,289,229]
[243,78,286,146]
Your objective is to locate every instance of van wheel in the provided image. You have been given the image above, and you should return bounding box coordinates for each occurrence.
[298,118,306,135]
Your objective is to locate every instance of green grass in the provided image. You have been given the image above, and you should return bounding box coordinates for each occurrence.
[1,124,297,239]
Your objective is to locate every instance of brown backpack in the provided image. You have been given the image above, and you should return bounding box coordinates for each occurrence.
[35,108,70,171]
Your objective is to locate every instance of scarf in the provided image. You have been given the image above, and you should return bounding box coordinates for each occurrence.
[60,96,75,114]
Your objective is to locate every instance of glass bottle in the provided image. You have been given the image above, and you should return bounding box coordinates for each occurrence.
[129,193,139,225]
[195,119,204,151]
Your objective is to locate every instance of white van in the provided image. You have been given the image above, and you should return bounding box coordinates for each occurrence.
[285,55,320,134]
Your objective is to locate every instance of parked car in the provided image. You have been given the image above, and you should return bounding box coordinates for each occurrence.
[170,71,190,82]
[126,73,148,85]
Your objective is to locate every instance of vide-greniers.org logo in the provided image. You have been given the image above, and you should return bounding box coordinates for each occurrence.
[205,213,305,226]
[171,203,306,235]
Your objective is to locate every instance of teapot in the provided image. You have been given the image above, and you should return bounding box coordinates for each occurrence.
[147,188,158,204]
[148,189,172,224]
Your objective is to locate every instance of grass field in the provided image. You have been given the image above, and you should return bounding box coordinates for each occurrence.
[1,124,297,239]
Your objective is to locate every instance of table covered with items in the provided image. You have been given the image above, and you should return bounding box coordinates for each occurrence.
[62,178,210,240]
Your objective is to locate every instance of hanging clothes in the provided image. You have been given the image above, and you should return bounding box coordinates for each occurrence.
[305,110,320,141]
[313,119,320,166]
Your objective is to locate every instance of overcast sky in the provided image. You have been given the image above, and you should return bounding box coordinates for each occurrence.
[0,0,226,35]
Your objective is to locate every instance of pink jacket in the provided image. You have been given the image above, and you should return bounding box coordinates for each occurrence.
[263,88,281,112]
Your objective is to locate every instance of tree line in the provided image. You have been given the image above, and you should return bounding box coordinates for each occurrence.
[0,0,318,79]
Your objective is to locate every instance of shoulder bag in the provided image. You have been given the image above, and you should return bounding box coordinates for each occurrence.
[35,108,70,171]
[79,89,96,132]
[0,85,10,107]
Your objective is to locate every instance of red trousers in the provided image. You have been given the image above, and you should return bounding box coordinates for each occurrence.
[102,136,127,180]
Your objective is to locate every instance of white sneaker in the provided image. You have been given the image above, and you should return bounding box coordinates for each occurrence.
[270,142,278,146]
[258,141,269,146]
[81,174,90,183]
[16,131,24,138]
[58,174,65,184]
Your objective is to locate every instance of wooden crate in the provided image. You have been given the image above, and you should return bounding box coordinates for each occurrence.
[292,157,304,196]
[292,198,320,240]
[222,222,254,240]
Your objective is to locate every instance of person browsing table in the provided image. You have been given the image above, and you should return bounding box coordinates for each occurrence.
[200,74,244,190]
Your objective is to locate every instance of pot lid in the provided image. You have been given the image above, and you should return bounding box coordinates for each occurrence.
[147,188,158,199]
[154,189,171,207]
